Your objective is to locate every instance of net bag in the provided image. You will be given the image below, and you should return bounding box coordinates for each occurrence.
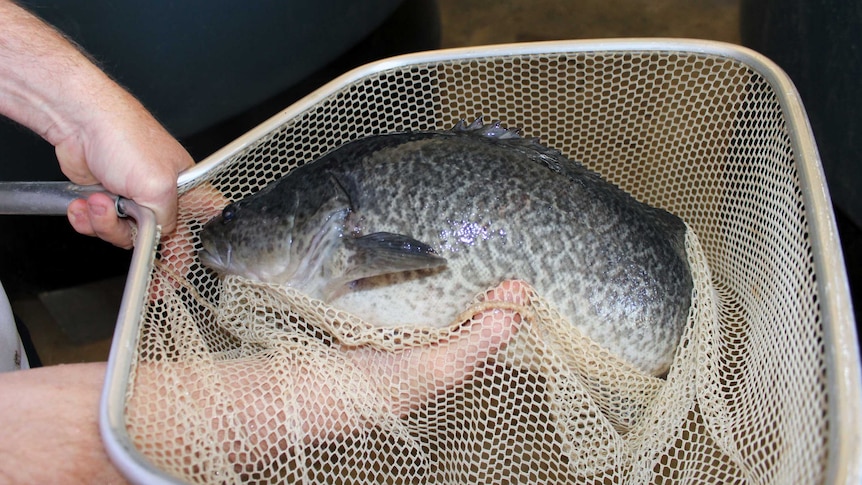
[104,40,860,484]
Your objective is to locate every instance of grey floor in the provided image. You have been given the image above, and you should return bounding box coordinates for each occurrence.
[11,0,741,366]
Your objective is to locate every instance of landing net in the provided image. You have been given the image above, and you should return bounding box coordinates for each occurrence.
[123,45,832,484]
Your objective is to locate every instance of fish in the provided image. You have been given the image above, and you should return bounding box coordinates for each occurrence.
[199,118,693,376]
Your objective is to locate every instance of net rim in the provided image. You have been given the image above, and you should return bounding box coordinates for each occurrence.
[101,38,861,484]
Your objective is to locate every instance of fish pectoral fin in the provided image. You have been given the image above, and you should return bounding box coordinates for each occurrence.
[340,232,447,281]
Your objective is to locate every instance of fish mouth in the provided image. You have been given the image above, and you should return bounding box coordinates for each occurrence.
[198,237,232,274]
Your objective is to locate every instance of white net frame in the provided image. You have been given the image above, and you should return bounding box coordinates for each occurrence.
[100,39,861,484]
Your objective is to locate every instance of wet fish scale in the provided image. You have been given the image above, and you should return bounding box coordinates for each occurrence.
[199,119,693,375]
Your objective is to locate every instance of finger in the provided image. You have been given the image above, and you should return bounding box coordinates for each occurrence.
[85,192,133,248]
[420,281,529,379]
[394,310,522,416]
[66,198,95,237]
[484,279,530,305]
[356,280,529,416]
[424,303,523,385]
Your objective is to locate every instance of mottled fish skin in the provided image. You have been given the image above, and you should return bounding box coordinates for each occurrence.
[199,119,693,375]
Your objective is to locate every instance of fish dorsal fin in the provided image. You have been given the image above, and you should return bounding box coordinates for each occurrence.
[451,116,591,182]
[452,116,566,159]
[452,116,524,140]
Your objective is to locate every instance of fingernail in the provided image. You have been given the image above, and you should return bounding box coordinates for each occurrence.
[69,207,84,224]
[88,201,107,217]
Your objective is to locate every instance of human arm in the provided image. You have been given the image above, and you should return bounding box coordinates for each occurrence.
[0,362,128,484]
[0,281,525,483]
[0,0,194,247]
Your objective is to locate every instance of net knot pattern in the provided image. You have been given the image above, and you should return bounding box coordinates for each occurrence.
[125,49,828,484]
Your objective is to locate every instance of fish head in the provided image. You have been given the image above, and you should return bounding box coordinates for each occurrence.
[198,185,352,298]
[199,191,448,307]
[199,199,293,283]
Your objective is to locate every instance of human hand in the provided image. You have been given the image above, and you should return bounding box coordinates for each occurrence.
[61,104,194,248]
[347,279,530,417]
[124,280,528,477]
[0,0,195,248]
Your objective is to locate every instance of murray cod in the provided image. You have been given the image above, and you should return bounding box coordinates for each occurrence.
[199,118,693,375]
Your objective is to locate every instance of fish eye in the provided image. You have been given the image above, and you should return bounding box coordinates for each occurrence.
[222,204,236,223]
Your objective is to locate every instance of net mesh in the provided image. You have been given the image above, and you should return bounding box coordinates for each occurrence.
[123,49,828,483]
